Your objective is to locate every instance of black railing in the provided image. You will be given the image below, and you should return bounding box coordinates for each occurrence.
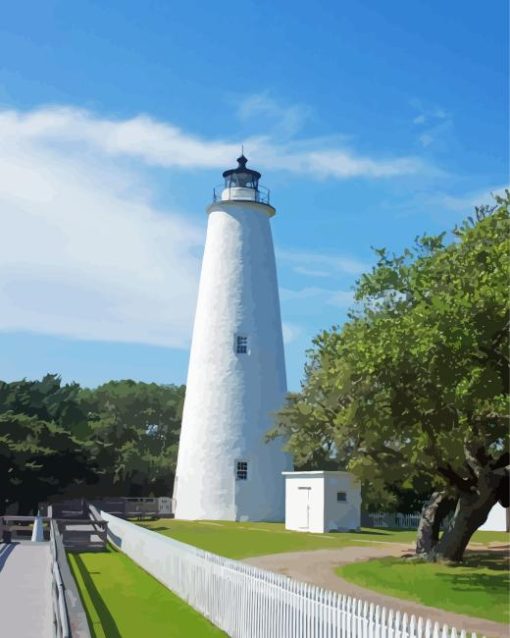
[212,184,271,205]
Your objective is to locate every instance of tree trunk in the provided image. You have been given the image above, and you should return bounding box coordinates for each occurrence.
[428,482,498,562]
[416,491,456,555]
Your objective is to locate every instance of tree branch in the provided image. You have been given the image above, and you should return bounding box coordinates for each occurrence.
[437,464,474,492]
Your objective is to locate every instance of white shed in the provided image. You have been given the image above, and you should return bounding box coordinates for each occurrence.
[282,471,361,534]
[478,503,509,532]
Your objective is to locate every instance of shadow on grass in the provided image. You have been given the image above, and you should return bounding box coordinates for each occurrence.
[462,550,509,570]
[143,525,396,538]
[437,569,509,596]
[73,552,122,638]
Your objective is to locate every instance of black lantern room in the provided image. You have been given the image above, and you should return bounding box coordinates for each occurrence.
[222,154,261,190]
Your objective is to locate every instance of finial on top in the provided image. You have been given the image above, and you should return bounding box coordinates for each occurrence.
[237,153,248,169]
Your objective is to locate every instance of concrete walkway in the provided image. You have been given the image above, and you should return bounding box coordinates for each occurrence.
[0,542,53,638]
[244,544,510,638]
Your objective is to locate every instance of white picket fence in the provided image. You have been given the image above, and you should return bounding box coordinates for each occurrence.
[101,512,479,638]
[368,513,421,529]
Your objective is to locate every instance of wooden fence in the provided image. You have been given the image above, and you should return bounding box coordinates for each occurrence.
[0,515,107,551]
[101,511,481,638]
[0,515,51,541]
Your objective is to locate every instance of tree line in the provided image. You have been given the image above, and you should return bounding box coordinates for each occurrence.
[271,194,509,562]
[0,377,184,514]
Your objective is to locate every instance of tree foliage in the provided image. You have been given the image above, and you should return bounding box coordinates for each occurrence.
[0,375,185,513]
[272,194,509,560]
[79,380,184,497]
[0,375,95,514]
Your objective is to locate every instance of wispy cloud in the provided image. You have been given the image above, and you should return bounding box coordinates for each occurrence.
[280,287,354,308]
[0,111,203,348]
[237,93,312,138]
[278,249,369,277]
[0,102,419,348]
[436,185,508,212]
[282,322,302,344]
[411,100,451,148]
[292,266,331,278]
[0,105,428,180]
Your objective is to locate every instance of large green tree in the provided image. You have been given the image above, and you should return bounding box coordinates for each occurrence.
[0,375,96,514]
[272,195,509,561]
[79,380,185,497]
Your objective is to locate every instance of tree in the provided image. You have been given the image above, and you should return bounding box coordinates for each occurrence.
[272,194,509,561]
[79,380,185,497]
[0,375,96,514]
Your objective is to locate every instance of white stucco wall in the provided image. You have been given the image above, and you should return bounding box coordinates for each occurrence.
[323,472,361,532]
[283,471,361,533]
[173,195,291,522]
[479,503,509,531]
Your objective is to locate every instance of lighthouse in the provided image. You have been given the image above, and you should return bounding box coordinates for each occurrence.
[173,155,292,521]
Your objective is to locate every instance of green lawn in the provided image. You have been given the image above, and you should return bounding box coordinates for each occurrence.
[137,519,509,560]
[338,552,510,624]
[68,546,226,638]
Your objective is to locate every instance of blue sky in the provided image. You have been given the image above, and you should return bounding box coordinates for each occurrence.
[0,0,507,390]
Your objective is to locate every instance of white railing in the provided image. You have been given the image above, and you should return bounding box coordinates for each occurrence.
[367,512,453,531]
[368,513,421,529]
[101,512,480,638]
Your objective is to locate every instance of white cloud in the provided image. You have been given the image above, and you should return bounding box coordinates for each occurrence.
[292,266,331,278]
[278,249,369,276]
[237,93,312,137]
[437,185,508,212]
[0,114,203,348]
[280,287,354,308]
[0,102,422,348]
[282,322,302,344]
[411,101,451,148]
[0,105,426,180]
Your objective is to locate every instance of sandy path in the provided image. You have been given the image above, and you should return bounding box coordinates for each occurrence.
[243,544,509,638]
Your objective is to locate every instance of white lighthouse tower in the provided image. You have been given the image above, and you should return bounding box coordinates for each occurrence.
[173,155,292,522]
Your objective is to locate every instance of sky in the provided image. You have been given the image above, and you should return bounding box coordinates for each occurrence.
[0,0,507,390]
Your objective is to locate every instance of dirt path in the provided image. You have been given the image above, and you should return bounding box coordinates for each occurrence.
[243,544,509,638]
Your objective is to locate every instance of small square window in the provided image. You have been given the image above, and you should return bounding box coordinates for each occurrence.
[236,461,248,480]
[236,336,248,354]
[337,492,347,502]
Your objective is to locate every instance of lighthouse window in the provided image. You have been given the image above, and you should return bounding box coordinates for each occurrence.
[236,461,248,480]
[337,492,347,502]
[236,335,248,354]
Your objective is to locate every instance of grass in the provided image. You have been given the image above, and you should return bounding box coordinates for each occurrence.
[68,545,226,637]
[137,519,509,560]
[337,551,510,624]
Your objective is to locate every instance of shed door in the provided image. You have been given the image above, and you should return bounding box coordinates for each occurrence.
[297,486,311,530]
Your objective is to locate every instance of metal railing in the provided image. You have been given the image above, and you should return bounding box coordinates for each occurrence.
[212,184,271,205]
[50,521,71,638]
[50,519,91,638]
